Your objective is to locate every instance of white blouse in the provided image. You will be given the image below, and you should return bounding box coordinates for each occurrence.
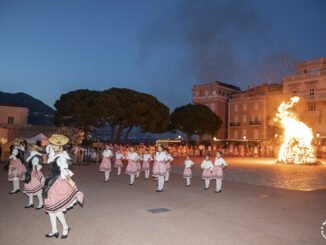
[155,151,168,162]
[102,149,113,158]
[116,153,124,160]
[48,153,74,179]
[26,151,43,170]
[184,160,194,168]
[201,160,214,170]
[214,157,228,166]
[127,152,140,161]
[143,154,153,162]
[9,146,24,160]
[166,154,174,162]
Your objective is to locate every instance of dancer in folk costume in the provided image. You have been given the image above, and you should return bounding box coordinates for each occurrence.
[114,149,124,176]
[125,146,140,185]
[212,151,228,193]
[99,145,113,182]
[201,154,214,190]
[183,155,194,187]
[152,145,168,192]
[136,149,142,178]
[164,149,173,183]
[44,135,84,239]
[8,138,27,194]
[24,144,45,209]
[142,149,152,179]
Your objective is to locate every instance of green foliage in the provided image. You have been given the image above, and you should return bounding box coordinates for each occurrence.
[170,103,222,143]
[54,89,104,139]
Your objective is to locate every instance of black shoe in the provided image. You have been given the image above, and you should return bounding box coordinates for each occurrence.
[186,185,190,187]
[165,181,168,183]
[129,183,133,185]
[35,205,44,210]
[8,189,20,194]
[61,228,71,239]
[157,189,163,192]
[204,188,208,190]
[104,180,108,182]
[25,204,34,208]
[214,190,221,193]
[45,232,59,238]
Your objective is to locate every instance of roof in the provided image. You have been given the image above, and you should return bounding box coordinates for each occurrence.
[194,81,241,91]
[0,102,16,107]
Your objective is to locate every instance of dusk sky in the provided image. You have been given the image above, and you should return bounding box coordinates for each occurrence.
[0,0,326,110]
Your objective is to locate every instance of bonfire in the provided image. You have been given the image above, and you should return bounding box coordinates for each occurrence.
[275,97,316,164]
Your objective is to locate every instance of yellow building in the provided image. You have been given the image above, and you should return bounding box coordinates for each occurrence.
[283,57,326,139]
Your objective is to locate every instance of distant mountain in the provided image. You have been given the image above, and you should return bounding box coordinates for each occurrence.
[0,91,55,125]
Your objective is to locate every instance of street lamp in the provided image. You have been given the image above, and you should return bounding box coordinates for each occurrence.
[178,135,181,139]
[316,132,320,138]
[213,137,217,141]
[274,134,278,138]
[243,135,246,140]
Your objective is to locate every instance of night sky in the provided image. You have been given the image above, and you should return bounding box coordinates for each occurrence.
[0,0,326,110]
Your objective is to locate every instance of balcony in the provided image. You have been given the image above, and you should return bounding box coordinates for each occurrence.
[249,120,261,126]
[284,69,326,82]
[230,122,240,127]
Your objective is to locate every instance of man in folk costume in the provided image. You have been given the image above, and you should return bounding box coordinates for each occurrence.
[24,144,45,209]
[8,138,27,194]
[44,135,84,239]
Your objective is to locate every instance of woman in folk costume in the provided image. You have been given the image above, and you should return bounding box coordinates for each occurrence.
[24,144,45,209]
[183,155,194,187]
[136,149,142,179]
[44,135,84,239]
[164,148,173,183]
[114,148,124,176]
[152,145,168,192]
[212,151,228,193]
[125,146,140,185]
[142,149,152,179]
[201,154,214,190]
[99,145,113,182]
[8,138,27,194]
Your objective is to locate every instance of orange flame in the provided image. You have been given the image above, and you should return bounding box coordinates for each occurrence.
[275,97,316,164]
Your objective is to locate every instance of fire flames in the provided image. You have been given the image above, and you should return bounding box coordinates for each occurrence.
[275,96,316,164]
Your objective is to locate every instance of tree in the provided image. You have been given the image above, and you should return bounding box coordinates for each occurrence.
[54,90,104,139]
[170,104,222,143]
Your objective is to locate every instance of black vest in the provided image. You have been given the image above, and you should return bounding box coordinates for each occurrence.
[43,157,61,199]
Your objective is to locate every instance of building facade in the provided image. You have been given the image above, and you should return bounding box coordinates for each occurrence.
[283,57,326,139]
[0,103,29,126]
[228,84,283,141]
[192,81,241,139]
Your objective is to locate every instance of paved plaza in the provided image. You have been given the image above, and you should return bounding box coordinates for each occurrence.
[1,159,326,245]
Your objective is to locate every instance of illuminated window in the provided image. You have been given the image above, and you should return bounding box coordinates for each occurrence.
[243,103,247,111]
[234,115,238,123]
[234,104,238,112]
[8,117,14,124]
[254,102,259,110]
[242,115,247,123]
[205,90,209,96]
[254,129,259,139]
[212,90,216,95]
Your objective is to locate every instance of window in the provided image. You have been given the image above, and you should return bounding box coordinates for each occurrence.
[254,102,259,110]
[234,104,239,112]
[243,103,247,111]
[254,129,259,139]
[309,103,316,111]
[205,90,209,96]
[234,129,238,139]
[234,115,238,123]
[212,90,216,95]
[195,91,200,96]
[242,115,247,123]
[293,90,297,96]
[309,88,315,97]
[210,103,215,111]
[8,117,14,124]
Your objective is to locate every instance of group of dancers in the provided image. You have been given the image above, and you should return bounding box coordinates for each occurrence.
[98,144,228,193]
[7,135,84,239]
[7,136,228,239]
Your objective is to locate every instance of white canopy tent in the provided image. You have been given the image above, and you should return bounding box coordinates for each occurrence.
[26,133,49,146]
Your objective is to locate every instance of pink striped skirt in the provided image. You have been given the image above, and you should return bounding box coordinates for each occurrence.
[183,168,192,178]
[137,162,141,172]
[142,161,150,171]
[24,171,45,197]
[8,159,26,181]
[202,169,212,180]
[152,161,166,177]
[99,158,111,172]
[44,177,84,213]
[114,159,123,168]
[211,166,223,179]
[125,160,137,175]
[152,161,158,174]
[165,162,171,172]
